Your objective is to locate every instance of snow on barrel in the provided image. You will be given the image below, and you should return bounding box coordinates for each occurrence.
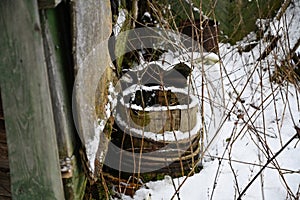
[102,57,205,195]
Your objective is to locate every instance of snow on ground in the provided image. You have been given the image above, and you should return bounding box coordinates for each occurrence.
[116,1,300,200]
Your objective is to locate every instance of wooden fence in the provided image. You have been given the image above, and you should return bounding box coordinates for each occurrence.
[0,0,112,199]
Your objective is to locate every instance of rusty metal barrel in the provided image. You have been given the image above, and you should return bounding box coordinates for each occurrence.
[103,62,202,195]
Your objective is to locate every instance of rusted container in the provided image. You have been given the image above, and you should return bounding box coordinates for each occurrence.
[104,62,201,195]
[117,86,199,135]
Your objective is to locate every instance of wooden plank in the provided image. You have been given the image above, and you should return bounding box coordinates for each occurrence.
[0,171,10,186]
[39,4,87,199]
[0,1,65,199]
[0,120,6,142]
[0,89,10,199]
[40,4,76,167]
[0,160,9,169]
[0,143,8,162]
[0,177,11,200]
[71,0,114,179]
[71,0,112,74]
[0,89,3,120]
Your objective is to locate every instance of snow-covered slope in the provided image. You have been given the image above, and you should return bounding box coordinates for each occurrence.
[121,1,300,199]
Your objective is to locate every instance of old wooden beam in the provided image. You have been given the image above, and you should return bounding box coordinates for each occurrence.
[0,1,65,199]
[0,92,11,199]
[39,3,87,199]
[71,0,114,179]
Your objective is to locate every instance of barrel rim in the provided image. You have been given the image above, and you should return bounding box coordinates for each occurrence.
[120,84,198,112]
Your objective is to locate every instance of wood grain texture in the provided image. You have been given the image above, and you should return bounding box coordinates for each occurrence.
[0,1,64,199]
[40,6,87,199]
[0,92,11,199]
[71,0,112,74]
[40,6,76,163]
[71,0,114,179]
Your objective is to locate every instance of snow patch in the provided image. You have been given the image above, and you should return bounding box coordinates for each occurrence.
[113,9,127,36]
[86,120,105,173]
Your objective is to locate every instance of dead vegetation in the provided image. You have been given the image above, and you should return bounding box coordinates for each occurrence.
[86,0,300,199]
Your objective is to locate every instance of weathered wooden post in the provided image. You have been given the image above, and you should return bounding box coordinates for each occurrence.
[71,0,115,180]
[38,1,87,199]
[0,90,11,199]
[1,0,116,199]
[0,1,65,199]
